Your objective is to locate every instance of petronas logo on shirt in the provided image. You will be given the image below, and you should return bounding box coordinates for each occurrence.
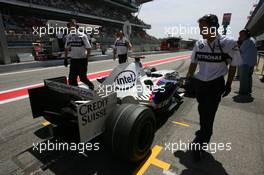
[195,52,226,63]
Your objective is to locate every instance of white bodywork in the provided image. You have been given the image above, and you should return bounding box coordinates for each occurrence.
[96,61,180,107]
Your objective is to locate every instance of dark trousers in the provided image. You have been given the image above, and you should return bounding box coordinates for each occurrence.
[194,76,225,144]
[69,58,94,90]
[58,39,64,52]
[239,65,254,95]
[118,54,128,64]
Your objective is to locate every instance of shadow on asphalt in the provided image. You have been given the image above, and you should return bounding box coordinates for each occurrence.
[11,100,184,175]
[154,101,184,132]
[174,150,229,175]
[232,94,254,103]
[12,136,140,175]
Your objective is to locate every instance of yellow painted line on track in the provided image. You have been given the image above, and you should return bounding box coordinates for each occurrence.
[42,121,51,126]
[171,121,190,127]
[134,145,170,175]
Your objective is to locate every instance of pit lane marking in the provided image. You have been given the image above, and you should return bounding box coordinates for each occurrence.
[0,54,190,104]
[134,145,170,175]
[0,54,190,94]
[0,68,112,94]
[0,69,111,104]
[0,58,114,76]
[0,52,190,77]
[171,121,190,127]
[42,121,51,126]
[40,123,172,174]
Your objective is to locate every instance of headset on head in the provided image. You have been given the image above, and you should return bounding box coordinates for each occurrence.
[199,14,220,29]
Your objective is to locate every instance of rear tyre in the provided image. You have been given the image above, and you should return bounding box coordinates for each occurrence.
[105,104,156,162]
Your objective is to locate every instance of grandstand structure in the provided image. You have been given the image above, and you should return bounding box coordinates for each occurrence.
[0,0,158,64]
[245,0,264,50]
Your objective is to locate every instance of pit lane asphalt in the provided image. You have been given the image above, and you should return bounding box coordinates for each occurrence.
[0,51,264,175]
[0,51,190,91]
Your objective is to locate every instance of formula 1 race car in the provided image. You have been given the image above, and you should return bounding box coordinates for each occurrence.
[28,56,184,162]
[96,56,184,112]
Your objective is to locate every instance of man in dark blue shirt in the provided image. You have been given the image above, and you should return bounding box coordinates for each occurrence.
[238,29,257,96]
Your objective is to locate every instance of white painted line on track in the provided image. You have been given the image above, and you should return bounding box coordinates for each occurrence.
[0,55,190,104]
[0,52,191,76]
[0,59,115,76]
[0,95,29,105]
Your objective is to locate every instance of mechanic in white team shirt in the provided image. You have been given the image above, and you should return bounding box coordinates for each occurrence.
[64,19,94,90]
[186,14,242,161]
[113,31,132,64]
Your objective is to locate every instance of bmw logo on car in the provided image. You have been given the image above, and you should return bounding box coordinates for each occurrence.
[114,70,136,90]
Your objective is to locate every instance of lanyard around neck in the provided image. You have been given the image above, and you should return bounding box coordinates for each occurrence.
[208,39,223,54]
[208,41,216,53]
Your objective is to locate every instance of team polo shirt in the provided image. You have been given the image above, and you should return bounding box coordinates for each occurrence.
[65,32,91,59]
[114,37,130,55]
[191,35,242,81]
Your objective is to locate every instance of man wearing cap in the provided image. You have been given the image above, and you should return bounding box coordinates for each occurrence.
[186,14,242,160]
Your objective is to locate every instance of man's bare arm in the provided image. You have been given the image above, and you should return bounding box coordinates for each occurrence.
[86,48,91,59]
[186,63,198,78]
[65,48,69,58]
[113,48,117,60]
[226,65,237,85]
[127,41,132,50]
[64,48,69,67]
[222,65,237,97]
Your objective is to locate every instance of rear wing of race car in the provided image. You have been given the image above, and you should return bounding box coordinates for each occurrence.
[28,76,158,162]
[28,76,69,118]
[28,76,100,118]
[28,76,117,143]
